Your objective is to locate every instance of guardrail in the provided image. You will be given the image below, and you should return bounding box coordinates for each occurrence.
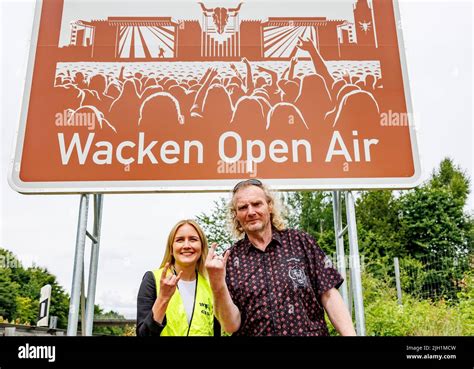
[1,319,135,336]
[1,323,66,336]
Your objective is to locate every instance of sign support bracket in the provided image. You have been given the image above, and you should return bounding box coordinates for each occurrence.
[67,194,104,336]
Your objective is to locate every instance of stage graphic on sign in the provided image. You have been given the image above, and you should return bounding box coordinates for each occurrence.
[10,0,420,192]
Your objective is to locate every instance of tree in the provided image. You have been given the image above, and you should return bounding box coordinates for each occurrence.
[399,187,466,257]
[0,248,132,334]
[353,190,403,279]
[12,265,71,328]
[0,248,72,329]
[0,267,18,320]
[355,190,403,261]
[284,158,473,300]
[48,281,70,329]
[284,191,336,255]
[14,296,37,324]
[355,159,472,298]
[396,186,471,299]
[196,197,235,253]
[398,158,472,259]
[0,249,20,320]
[93,308,127,336]
[429,158,470,202]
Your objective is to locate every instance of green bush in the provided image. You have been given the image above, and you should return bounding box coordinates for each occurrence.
[456,272,474,335]
[14,296,37,324]
[363,272,470,336]
[326,272,473,336]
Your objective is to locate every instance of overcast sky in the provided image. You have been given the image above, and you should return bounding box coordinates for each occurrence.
[0,0,472,319]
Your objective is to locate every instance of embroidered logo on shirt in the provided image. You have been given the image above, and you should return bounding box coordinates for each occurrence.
[287,258,308,289]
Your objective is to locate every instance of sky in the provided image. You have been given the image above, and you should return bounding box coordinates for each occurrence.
[0,0,473,319]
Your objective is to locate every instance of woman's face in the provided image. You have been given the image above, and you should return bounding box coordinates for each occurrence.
[172,224,202,268]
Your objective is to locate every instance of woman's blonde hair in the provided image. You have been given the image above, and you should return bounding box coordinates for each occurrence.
[159,219,209,277]
[228,180,287,239]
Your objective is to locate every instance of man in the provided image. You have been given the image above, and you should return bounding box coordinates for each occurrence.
[205,179,356,336]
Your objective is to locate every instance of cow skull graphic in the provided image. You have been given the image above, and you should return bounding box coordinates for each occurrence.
[199,2,243,34]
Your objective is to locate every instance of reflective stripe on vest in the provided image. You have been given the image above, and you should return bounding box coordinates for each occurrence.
[153,268,214,336]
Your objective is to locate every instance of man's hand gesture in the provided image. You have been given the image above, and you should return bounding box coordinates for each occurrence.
[205,243,230,291]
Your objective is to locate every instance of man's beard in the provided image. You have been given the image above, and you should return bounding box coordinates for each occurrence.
[245,219,265,233]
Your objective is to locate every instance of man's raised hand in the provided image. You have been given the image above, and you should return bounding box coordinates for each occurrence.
[205,243,230,291]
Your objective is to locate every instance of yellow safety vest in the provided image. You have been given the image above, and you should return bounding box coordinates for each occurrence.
[153,268,214,336]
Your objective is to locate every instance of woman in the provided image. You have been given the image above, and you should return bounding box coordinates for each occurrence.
[136,220,218,336]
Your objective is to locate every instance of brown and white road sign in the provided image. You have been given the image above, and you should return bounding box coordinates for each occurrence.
[9,0,420,193]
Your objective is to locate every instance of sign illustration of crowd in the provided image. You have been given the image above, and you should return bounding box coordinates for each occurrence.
[54,40,382,141]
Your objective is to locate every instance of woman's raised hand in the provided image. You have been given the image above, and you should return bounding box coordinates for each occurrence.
[159,262,183,302]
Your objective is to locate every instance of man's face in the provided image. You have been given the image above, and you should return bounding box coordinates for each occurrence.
[234,185,272,235]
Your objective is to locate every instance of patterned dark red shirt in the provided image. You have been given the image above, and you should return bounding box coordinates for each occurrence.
[225,228,343,336]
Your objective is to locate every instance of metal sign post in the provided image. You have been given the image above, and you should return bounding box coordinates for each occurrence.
[332,190,366,336]
[345,191,366,336]
[85,194,104,336]
[67,194,89,336]
[331,191,349,307]
[67,194,104,336]
[394,257,403,305]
